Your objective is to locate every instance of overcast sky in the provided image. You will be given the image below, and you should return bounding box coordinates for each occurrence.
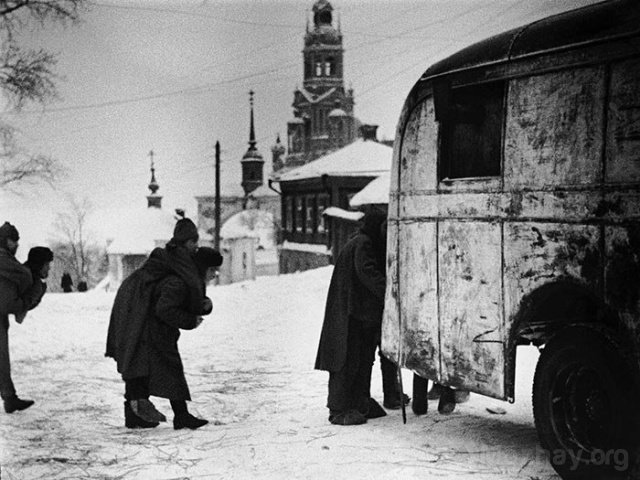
[1,0,601,252]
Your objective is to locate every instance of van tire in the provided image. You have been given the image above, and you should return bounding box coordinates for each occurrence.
[532,326,637,479]
[412,374,428,415]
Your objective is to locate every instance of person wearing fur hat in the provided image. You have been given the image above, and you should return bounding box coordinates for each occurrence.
[315,208,389,426]
[106,217,215,430]
[0,223,50,413]
[142,245,223,429]
[14,246,54,324]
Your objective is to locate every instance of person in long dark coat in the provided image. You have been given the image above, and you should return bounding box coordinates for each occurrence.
[106,218,218,430]
[0,224,49,414]
[146,246,222,429]
[315,208,388,426]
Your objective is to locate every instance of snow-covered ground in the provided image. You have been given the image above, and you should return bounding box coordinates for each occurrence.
[0,266,559,479]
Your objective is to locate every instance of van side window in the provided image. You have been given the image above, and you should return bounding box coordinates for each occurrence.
[438,81,504,180]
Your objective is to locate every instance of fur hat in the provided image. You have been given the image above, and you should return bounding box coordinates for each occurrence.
[194,247,223,275]
[360,208,386,240]
[25,246,54,270]
[171,218,199,244]
[0,222,19,242]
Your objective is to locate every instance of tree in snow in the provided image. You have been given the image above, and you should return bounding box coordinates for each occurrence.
[50,196,106,291]
[0,0,85,190]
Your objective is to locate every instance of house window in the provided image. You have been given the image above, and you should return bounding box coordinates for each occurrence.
[438,81,504,180]
[316,62,322,77]
[306,196,315,233]
[295,197,304,232]
[317,194,328,233]
[284,197,293,232]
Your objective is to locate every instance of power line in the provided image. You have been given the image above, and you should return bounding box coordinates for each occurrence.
[88,1,303,29]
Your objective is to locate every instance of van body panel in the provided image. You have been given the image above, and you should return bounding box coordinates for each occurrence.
[439,220,504,396]
[607,58,640,183]
[399,97,438,196]
[505,68,605,189]
[396,220,439,381]
[605,225,640,345]
[504,222,602,327]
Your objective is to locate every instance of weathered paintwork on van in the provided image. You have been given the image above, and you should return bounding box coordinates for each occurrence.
[382,1,640,402]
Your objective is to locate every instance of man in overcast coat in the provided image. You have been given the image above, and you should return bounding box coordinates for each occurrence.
[315,208,388,426]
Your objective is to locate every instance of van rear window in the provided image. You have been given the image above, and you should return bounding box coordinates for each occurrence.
[438,81,504,180]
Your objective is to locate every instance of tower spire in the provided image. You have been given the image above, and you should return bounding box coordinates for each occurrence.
[147,149,162,208]
[248,90,257,152]
[241,90,264,198]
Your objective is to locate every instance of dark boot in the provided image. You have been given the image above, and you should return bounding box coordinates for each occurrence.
[383,393,411,410]
[137,398,167,422]
[364,398,387,419]
[427,382,446,400]
[455,390,471,404]
[125,401,159,429]
[173,413,208,430]
[412,374,429,415]
[329,409,366,426]
[437,386,456,414]
[4,395,34,414]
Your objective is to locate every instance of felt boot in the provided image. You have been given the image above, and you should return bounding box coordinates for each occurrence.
[173,413,208,430]
[437,386,456,414]
[137,398,167,422]
[125,401,159,429]
[329,409,366,426]
[4,395,34,414]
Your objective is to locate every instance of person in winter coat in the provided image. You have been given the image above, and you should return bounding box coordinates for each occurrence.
[106,218,219,430]
[144,245,222,430]
[315,208,389,426]
[0,223,49,413]
[14,247,54,324]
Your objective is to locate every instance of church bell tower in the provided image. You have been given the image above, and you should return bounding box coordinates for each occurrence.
[241,90,265,198]
[279,0,356,172]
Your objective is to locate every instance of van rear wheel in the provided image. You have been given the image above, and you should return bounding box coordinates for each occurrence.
[532,326,637,479]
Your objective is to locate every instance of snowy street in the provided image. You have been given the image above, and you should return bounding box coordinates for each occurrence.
[0,267,559,479]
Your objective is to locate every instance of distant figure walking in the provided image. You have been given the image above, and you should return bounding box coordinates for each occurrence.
[106,218,221,430]
[0,223,52,414]
[315,208,389,426]
[61,272,73,293]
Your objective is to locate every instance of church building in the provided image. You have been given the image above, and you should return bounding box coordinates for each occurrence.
[273,0,358,172]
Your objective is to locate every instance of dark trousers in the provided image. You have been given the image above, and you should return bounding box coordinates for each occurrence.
[327,318,378,413]
[124,376,187,414]
[379,350,400,399]
[124,376,149,400]
[0,322,16,400]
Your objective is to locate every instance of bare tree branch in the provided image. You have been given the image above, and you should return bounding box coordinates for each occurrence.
[51,195,103,284]
[0,122,66,190]
[0,0,85,189]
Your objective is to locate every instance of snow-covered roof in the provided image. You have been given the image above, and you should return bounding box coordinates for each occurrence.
[323,207,364,221]
[275,139,392,182]
[106,207,177,255]
[280,240,330,254]
[350,171,390,207]
[221,209,275,248]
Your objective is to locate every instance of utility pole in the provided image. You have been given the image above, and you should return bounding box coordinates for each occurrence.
[215,140,221,251]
